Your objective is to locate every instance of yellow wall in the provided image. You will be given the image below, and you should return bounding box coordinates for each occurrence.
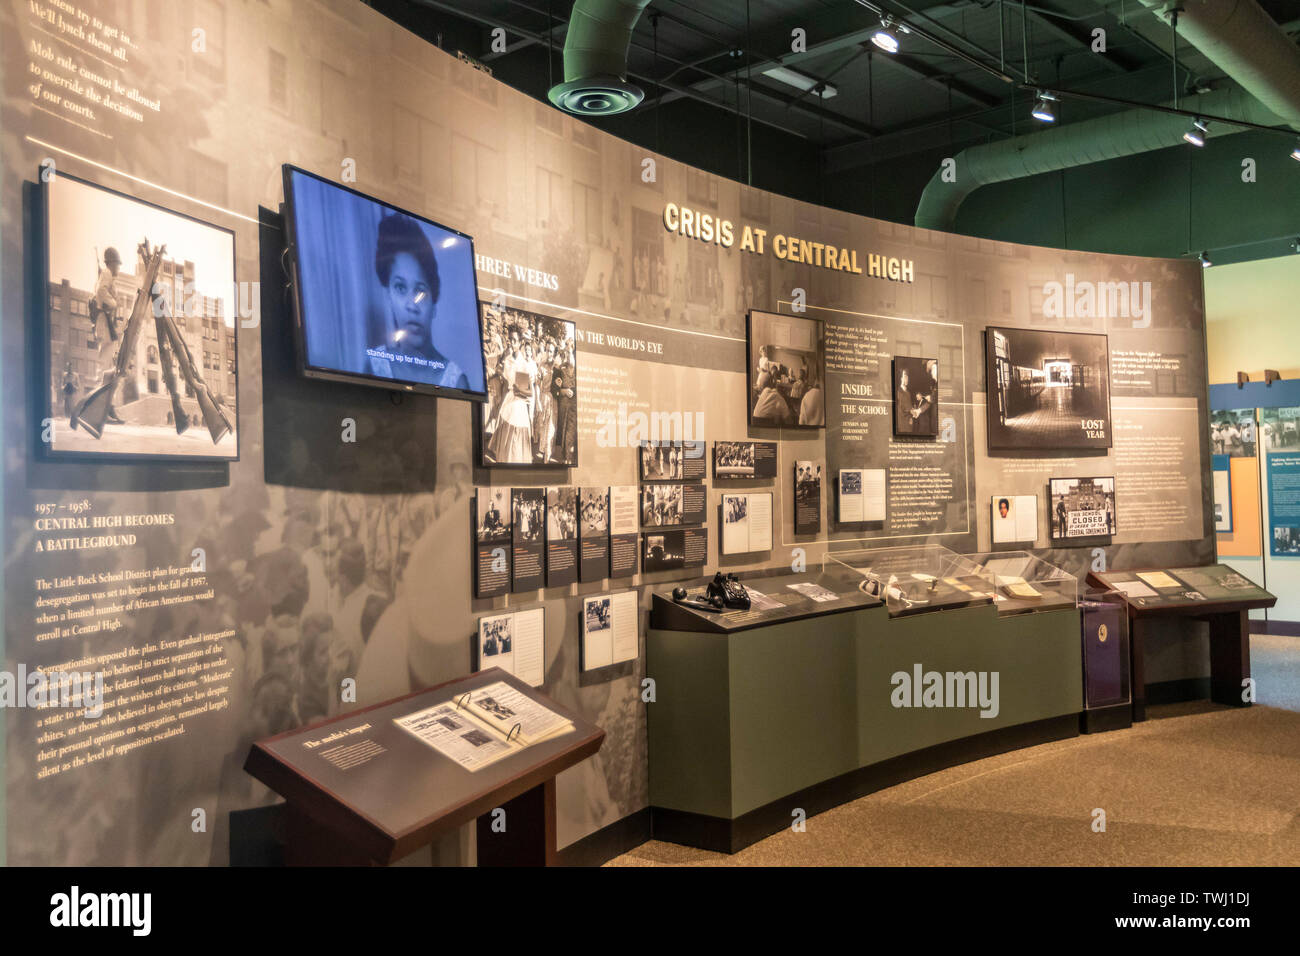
[1205,254,1300,384]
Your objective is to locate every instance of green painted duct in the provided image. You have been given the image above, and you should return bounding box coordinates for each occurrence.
[548,0,654,116]
[915,0,1300,230]
[914,88,1288,231]
[1137,0,1300,130]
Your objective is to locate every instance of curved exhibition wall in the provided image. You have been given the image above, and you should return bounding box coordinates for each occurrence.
[0,0,1212,864]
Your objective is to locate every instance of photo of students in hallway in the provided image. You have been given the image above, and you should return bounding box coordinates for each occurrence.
[986,327,1111,451]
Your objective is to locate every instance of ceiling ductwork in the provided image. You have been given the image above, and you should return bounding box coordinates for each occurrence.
[915,88,1285,231]
[548,0,654,116]
[915,0,1300,231]
[1138,0,1300,129]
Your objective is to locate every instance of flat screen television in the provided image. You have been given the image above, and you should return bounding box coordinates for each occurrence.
[281,165,488,401]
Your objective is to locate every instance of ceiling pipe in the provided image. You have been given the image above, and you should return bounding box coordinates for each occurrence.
[547,0,654,116]
[915,0,1300,230]
[914,87,1286,230]
[1136,0,1300,129]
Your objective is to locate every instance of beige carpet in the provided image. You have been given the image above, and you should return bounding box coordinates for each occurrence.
[608,702,1300,866]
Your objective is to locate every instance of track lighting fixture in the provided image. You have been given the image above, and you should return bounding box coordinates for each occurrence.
[1031,91,1057,124]
[870,17,906,54]
[1290,139,1300,162]
[1198,251,1212,268]
[1183,118,1208,147]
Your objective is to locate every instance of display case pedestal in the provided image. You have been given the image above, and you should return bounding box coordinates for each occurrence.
[648,585,1084,854]
[1086,566,1275,723]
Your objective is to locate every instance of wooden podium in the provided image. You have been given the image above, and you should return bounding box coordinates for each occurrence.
[245,668,604,866]
[1087,565,1275,722]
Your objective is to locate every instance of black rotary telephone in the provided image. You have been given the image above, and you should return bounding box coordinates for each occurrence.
[671,586,724,613]
[707,571,751,610]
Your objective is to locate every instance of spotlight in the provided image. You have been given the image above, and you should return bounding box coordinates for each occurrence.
[871,17,906,54]
[1031,91,1057,124]
[1183,117,1208,147]
[1291,139,1300,161]
[1198,250,1212,268]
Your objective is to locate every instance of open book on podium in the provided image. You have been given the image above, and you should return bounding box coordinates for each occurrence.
[243,668,604,864]
[394,680,574,771]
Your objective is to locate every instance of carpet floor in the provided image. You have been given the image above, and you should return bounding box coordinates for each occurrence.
[608,636,1300,867]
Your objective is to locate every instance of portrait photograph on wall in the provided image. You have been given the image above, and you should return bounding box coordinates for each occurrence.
[893,356,939,437]
[283,165,487,400]
[747,310,825,429]
[1049,476,1117,539]
[991,494,1039,545]
[479,304,579,467]
[42,172,238,461]
[986,327,1112,451]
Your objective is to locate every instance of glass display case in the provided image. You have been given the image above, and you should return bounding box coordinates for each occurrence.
[962,550,1080,615]
[823,545,996,617]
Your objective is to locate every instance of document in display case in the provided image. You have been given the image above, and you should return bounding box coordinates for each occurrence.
[650,570,881,634]
[823,545,995,617]
[1087,564,1276,722]
[1090,564,1274,611]
[963,551,1079,616]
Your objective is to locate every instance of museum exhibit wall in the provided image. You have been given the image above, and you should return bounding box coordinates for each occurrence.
[1,0,1215,865]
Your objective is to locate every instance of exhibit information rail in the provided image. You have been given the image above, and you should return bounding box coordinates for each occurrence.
[1087,565,1276,721]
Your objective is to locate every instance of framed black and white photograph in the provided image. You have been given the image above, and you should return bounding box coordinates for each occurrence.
[642,532,685,573]
[893,356,939,437]
[747,310,825,429]
[478,304,578,467]
[41,171,238,461]
[476,487,511,543]
[512,489,545,543]
[547,486,577,541]
[639,440,706,481]
[794,460,823,535]
[713,440,777,478]
[986,327,1111,451]
[579,487,609,536]
[641,484,684,526]
[640,441,683,480]
[1049,477,1117,540]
